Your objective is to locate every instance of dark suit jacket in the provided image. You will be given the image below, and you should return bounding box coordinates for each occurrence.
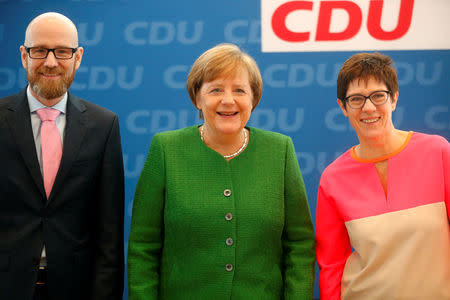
[0,88,125,300]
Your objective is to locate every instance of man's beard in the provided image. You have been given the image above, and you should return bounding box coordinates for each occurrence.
[27,65,76,101]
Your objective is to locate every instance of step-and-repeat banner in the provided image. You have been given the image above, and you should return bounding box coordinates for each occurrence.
[1,1,449,298]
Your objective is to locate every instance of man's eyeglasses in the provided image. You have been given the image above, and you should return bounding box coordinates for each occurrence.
[24,46,78,60]
[344,90,391,109]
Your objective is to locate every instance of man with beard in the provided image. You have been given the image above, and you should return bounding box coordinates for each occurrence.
[0,12,124,300]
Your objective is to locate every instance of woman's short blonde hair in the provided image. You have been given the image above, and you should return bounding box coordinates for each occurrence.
[186,43,263,114]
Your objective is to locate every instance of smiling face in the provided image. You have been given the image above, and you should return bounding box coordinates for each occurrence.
[338,76,399,143]
[196,67,253,138]
[20,13,83,104]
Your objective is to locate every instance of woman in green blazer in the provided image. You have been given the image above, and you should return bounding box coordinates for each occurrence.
[127,43,315,299]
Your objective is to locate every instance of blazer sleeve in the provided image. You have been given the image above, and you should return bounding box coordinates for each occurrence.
[283,137,316,299]
[316,177,352,300]
[127,134,165,300]
[91,115,125,299]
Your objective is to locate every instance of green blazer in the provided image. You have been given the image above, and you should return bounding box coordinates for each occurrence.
[128,126,315,299]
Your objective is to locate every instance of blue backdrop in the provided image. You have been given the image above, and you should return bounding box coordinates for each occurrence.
[1,1,449,298]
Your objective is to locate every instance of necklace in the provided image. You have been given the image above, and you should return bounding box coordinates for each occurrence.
[200,125,248,159]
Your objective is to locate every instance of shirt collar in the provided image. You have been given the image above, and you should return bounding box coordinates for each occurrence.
[27,85,67,114]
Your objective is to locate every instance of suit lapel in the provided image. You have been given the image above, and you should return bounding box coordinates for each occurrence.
[5,88,46,198]
[48,93,87,203]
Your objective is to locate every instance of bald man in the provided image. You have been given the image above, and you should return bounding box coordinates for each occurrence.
[0,12,124,300]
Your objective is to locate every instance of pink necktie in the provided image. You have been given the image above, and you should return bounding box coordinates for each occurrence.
[36,108,62,198]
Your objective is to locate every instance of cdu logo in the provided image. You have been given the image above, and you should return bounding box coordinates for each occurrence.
[78,22,104,46]
[123,153,146,179]
[124,21,204,45]
[298,151,343,176]
[425,106,450,130]
[126,109,198,134]
[71,66,144,90]
[261,0,450,52]
[0,68,27,91]
[262,63,341,88]
[248,108,305,132]
[224,20,261,44]
[396,61,443,86]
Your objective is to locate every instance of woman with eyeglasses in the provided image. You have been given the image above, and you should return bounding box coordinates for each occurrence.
[316,52,450,299]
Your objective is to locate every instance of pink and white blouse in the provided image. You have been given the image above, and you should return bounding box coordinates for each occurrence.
[316,131,450,299]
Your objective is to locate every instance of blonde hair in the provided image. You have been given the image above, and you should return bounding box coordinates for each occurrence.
[186,43,263,116]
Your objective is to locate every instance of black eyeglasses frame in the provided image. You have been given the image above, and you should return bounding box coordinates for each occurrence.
[344,90,391,109]
[24,46,78,60]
